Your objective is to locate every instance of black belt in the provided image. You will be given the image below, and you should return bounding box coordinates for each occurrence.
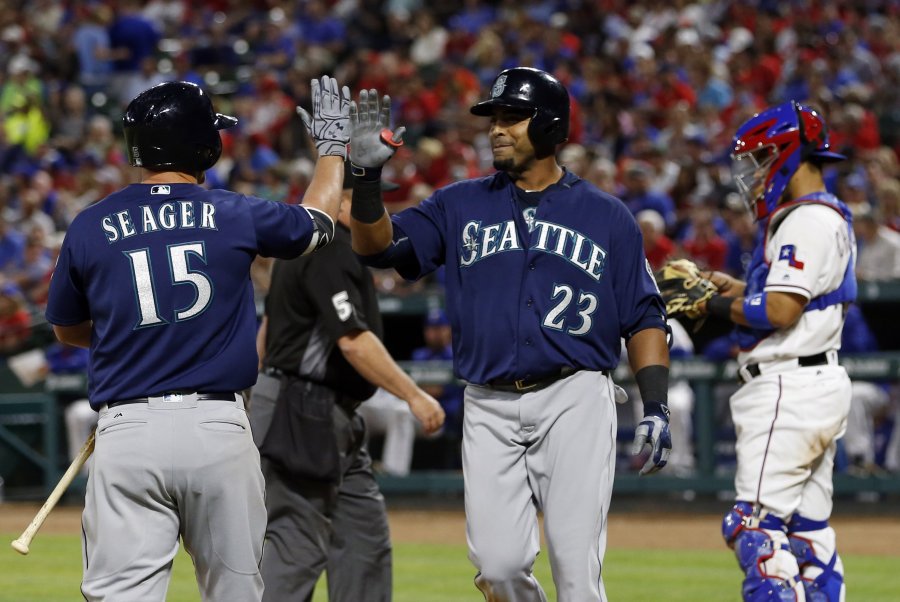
[740,352,832,384]
[263,366,296,378]
[487,367,598,393]
[108,391,239,408]
[262,367,362,413]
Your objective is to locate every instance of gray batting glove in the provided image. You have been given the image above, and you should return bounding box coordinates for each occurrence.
[631,406,672,476]
[348,89,406,176]
[297,75,351,158]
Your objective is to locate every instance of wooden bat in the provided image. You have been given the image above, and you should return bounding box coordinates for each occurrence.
[11,430,95,555]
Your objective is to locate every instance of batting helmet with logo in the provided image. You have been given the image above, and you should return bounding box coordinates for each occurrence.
[123,81,238,174]
[470,67,570,158]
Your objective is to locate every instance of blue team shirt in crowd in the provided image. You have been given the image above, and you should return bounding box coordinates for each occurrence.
[382,170,666,385]
[46,183,318,407]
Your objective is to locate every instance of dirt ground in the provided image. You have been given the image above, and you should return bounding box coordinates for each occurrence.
[2,503,899,556]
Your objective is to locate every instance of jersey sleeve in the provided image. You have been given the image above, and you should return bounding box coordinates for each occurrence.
[609,209,667,339]
[303,245,371,340]
[244,195,317,259]
[390,189,448,280]
[765,208,838,299]
[45,230,90,326]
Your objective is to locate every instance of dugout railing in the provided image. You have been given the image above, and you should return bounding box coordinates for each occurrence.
[0,354,898,500]
[381,354,900,497]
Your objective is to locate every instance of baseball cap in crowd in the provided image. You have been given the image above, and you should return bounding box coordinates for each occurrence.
[424,308,450,327]
[342,161,400,192]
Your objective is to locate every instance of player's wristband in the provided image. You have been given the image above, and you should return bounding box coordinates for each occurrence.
[742,292,773,330]
[634,365,668,406]
[350,177,387,224]
[707,295,733,321]
[350,162,383,182]
[642,401,671,420]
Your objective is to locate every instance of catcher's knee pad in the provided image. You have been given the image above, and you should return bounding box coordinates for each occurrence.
[723,503,802,602]
[788,514,845,602]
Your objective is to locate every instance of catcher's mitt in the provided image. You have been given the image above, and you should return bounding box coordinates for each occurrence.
[654,259,718,321]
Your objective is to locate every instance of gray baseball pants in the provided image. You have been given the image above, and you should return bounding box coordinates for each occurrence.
[463,370,617,602]
[81,394,266,602]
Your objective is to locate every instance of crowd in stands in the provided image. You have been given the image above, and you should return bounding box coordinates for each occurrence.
[0,1,898,473]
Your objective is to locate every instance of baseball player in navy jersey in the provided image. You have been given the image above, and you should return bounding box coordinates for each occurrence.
[44,77,349,601]
[696,102,855,601]
[347,67,672,601]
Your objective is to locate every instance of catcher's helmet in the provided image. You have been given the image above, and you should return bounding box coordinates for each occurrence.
[123,81,237,173]
[731,101,844,221]
[470,67,569,158]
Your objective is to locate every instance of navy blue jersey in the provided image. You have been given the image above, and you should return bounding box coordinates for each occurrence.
[381,170,666,384]
[46,183,320,407]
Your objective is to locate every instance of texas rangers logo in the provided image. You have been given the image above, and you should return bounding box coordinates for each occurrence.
[491,74,507,98]
[778,244,805,269]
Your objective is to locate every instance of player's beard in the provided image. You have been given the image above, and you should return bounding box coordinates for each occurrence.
[493,154,534,176]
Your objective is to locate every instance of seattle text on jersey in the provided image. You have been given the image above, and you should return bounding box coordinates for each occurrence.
[460,218,607,280]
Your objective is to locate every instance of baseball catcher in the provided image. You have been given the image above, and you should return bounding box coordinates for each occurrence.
[655,259,718,327]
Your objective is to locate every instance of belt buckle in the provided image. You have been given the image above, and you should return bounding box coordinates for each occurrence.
[514,379,537,391]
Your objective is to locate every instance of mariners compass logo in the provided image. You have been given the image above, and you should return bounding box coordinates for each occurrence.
[491,74,507,98]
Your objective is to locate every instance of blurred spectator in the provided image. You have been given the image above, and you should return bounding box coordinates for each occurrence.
[412,308,463,447]
[0,216,26,275]
[636,209,674,270]
[680,206,727,271]
[0,283,31,355]
[72,4,113,97]
[619,160,677,228]
[852,203,900,281]
[107,0,161,107]
[11,230,52,303]
[1,55,50,156]
[119,56,170,109]
[874,178,900,233]
[840,304,892,475]
[720,194,758,278]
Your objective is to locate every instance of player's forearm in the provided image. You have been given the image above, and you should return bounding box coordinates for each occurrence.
[626,327,670,372]
[52,321,92,348]
[301,155,344,223]
[626,328,670,413]
[338,330,424,401]
[256,315,268,371]
[350,215,394,255]
[704,290,806,329]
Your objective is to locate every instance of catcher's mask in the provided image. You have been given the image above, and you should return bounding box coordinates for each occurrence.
[730,101,844,221]
[123,81,237,174]
[470,67,570,159]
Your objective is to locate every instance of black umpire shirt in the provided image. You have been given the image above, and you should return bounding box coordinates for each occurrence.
[263,224,382,402]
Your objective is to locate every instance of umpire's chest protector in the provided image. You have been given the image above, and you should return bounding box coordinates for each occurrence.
[394,172,659,383]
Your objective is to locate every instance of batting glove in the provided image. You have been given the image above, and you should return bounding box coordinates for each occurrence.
[297,75,351,158]
[631,403,672,476]
[348,89,406,179]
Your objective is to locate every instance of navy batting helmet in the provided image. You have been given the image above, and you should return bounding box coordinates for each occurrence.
[123,81,237,174]
[470,67,569,158]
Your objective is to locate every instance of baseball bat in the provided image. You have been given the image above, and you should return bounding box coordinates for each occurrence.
[11,429,95,555]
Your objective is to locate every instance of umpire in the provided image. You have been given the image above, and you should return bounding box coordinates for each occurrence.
[249,161,445,602]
